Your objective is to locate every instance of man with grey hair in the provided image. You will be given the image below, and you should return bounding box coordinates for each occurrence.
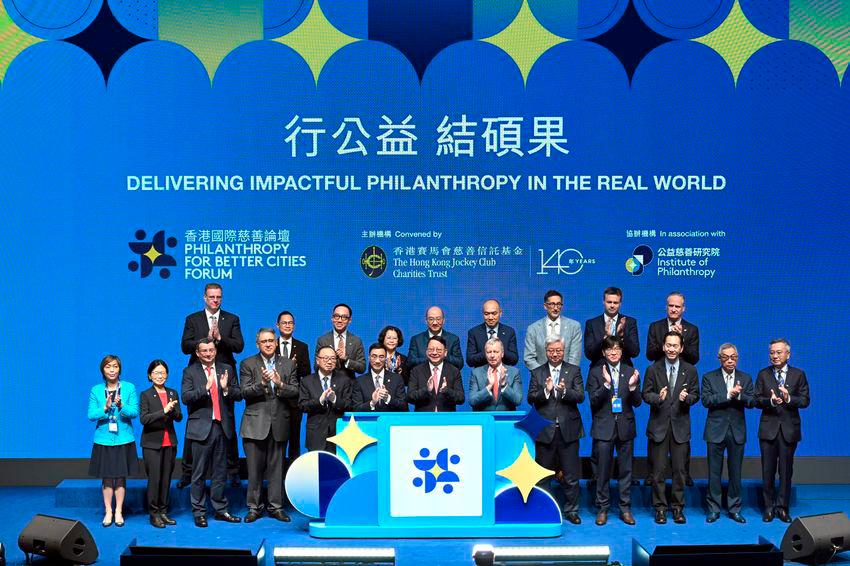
[407,306,464,369]
[755,338,810,523]
[468,338,522,411]
[528,335,585,524]
[702,343,754,524]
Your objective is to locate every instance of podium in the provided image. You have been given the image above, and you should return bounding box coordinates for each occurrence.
[286,411,563,538]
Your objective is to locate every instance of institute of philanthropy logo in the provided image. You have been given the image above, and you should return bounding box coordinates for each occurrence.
[412,448,460,494]
[626,245,654,276]
[128,230,178,279]
[360,245,387,278]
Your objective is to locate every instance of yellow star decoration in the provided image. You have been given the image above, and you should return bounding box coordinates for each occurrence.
[695,0,777,82]
[143,245,162,264]
[327,416,377,463]
[275,0,357,83]
[483,0,566,84]
[496,443,553,503]
[0,4,41,82]
[789,0,850,80]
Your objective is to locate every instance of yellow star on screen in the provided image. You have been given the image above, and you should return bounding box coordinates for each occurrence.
[695,0,776,82]
[496,443,554,503]
[143,245,162,264]
[327,415,377,463]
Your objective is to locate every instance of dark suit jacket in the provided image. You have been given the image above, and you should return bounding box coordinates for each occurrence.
[646,318,700,365]
[408,330,464,370]
[139,385,183,449]
[587,364,641,441]
[352,371,407,412]
[466,323,519,368]
[701,368,754,444]
[181,309,245,368]
[407,362,464,412]
[754,366,810,443]
[239,353,299,442]
[279,336,311,377]
[527,363,585,444]
[315,331,366,379]
[181,362,239,441]
[642,359,700,443]
[584,314,640,367]
[298,370,352,450]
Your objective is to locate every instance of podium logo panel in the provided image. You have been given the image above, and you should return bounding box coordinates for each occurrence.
[389,425,482,518]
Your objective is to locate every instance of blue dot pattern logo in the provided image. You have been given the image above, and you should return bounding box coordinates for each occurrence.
[412,448,461,494]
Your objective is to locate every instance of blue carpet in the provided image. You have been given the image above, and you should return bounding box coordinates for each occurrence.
[2,483,850,565]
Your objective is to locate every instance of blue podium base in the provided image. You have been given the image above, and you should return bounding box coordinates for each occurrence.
[309,520,563,538]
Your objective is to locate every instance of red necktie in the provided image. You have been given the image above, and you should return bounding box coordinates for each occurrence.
[207,365,222,421]
[491,367,500,402]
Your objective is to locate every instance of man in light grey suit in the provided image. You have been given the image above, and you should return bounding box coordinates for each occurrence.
[315,303,366,380]
[239,329,299,523]
[524,289,582,369]
[469,338,522,411]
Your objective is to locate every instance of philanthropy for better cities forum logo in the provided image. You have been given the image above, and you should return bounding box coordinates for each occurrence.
[128,230,178,279]
[412,448,461,494]
[626,245,654,276]
[360,245,387,278]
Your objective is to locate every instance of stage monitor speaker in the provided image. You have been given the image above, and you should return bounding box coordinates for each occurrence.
[17,514,98,565]
[632,538,783,566]
[781,512,850,564]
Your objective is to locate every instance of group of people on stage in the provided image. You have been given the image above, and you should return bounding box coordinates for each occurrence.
[87,284,810,530]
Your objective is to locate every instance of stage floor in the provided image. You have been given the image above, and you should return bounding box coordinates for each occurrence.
[1,483,849,565]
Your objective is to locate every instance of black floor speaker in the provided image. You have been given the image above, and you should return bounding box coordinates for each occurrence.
[781,512,850,564]
[17,514,98,565]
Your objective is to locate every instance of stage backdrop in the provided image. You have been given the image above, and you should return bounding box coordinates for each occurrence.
[1,0,847,458]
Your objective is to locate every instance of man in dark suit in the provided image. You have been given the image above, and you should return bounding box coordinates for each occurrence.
[239,329,299,523]
[407,336,465,412]
[466,299,519,368]
[353,343,407,411]
[642,331,700,525]
[181,338,242,527]
[407,306,464,369]
[298,346,352,452]
[527,336,585,524]
[645,291,699,487]
[584,287,640,368]
[179,283,245,488]
[315,303,366,380]
[587,336,641,526]
[702,343,754,524]
[276,310,311,467]
[755,338,810,523]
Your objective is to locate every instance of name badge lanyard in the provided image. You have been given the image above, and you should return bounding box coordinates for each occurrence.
[106,385,121,432]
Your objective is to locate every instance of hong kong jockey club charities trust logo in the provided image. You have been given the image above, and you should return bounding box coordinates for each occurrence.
[129,230,177,279]
[360,245,387,278]
[626,244,654,276]
[412,448,461,494]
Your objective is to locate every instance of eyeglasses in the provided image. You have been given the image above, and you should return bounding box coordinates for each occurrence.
[426,317,443,323]
[604,348,623,353]
[151,370,167,376]
[278,321,294,326]
[545,302,563,307]
[719,354,739,361]
[317,355,337,362]
[332,314,350,320]
[426,348,445,354]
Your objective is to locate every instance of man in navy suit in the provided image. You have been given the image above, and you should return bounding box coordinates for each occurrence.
[587,336,641,526]
[179,283,244,488]
[468,338,522,411]
[466,299,518,368]
[702,343,754,524]
[755,338,810,523]
[584,287,640,368]
[181,338,241,527]
[315,303,366,380]
[527,336,585,524]
[642,331,699,525]
[407,336,465,412]
[275,310,311,467]
[407,306,464,369]
[353,343,407,412]
[298,346,352,452]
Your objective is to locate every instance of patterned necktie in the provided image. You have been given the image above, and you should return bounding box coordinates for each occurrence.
[776,370,785,388]
[431,366,440,393]
[487,328,495,340]
[267,359,276,392]
[668,365,676,392]
[552,367,560,397]
[611,366,619,396]
[210,315,218,332]
[374,375,382,391]
[608,318,616,336]
[281,341,289,358]
[322,376,329,393]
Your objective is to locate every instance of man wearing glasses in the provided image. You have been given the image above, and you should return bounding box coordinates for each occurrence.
[298,347,352,452]
[407,306,464,370]
[353,343,407,411]
[407,336,465,412]
[524,290,582,370]
[315,304,366,380]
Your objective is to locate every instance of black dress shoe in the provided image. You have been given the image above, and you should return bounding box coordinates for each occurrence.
[176,478,190,489]
[777,509,792,523]
[244,511,261,524]
[762,510,774,522]
[620,511,636,525]
[159,513,176,526]
[673,510,686,524]
[685,476,695,487]
[729,512,746,524]
[194,516,208,528]
[706,512,720,523]
[269,510,291,522]
[654,510,667,524]
[563,513,581,525]
[214,512,242,523]
[595,511,607,526]
[150,515,165,529]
